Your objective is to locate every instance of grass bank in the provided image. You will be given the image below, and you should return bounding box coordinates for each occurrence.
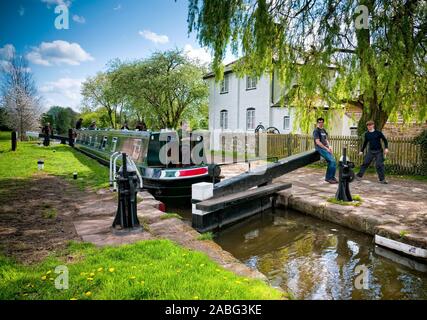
[0,131,109,190]
[0,240,282,300]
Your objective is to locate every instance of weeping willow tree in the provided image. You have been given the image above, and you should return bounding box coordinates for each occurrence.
[188,0,427,133]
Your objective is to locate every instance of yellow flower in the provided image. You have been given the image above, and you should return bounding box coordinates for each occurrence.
[140,281,145,286]
[46,270,52,275]
[199,264,205,267]
[90,272,95,277]
[215,269,220,272]
[87,277,94,281]
[97,268,103,272]
[108,268,115,273]
[235,280,242,284]
[85,291,92,297]
[130,276,136,280]
[41,276,47,281]
[80,272,86,276]
[193,296,199,300]
[70,298,77,300]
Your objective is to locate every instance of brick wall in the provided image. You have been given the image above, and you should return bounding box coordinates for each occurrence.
[383,122,427,138]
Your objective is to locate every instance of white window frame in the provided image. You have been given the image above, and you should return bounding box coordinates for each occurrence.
[283,116,290,131]
[220,110,228,130]
[220,74,229,94]
[246,108,256,130]
[246,76,257,90]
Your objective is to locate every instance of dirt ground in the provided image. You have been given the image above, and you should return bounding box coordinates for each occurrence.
[0,174,105,264]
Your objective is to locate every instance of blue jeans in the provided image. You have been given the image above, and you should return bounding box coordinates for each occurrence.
[317,148,337,180]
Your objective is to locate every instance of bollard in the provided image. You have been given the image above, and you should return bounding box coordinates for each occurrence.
[112,153,141,231]
[11,131,17,151]
[68,129,75,147]
[38,160,44,171]
[335,147,355,202]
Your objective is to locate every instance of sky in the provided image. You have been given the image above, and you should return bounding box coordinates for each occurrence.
[0,0,230,111]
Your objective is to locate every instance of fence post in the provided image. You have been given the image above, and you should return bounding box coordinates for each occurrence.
[233,136,238,164]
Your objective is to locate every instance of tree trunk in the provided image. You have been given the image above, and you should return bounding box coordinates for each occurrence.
[357,102,389,135]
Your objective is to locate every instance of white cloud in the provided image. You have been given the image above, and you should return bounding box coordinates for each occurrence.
[26,40,94,66]
[18,6,25,16]
[113,4,122,11]
[0,44,15,71]
[72,14,86,24]
[0,44,15,60]
[139,30,169,44]
[184,44,212,65]
[39,78,84,110]
[41,0,72,8]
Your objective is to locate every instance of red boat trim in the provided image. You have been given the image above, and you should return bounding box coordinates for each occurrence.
[178,167,208,177]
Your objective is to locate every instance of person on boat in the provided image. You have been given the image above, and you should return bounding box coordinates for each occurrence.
[75,118,83,130]
[121,122,130,131]
[135,121,147,131]
[356,120,389,184]
[313,117,337,184]
[88,121,97,130]
[42,123,51,146]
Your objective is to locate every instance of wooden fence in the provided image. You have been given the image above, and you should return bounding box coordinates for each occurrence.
[266,134,424,175]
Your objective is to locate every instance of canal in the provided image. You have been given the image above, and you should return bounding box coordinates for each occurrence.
[168,204,427,300]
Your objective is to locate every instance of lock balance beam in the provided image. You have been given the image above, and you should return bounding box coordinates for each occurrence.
[192,182,292,232]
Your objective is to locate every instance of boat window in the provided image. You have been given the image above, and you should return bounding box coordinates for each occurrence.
[111,137,118,152]
[100,136,108,150]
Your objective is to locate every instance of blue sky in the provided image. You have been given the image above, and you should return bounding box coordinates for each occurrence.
[0,0,227,111]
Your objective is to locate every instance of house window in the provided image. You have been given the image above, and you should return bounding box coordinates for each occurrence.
[246,76,257,90]
[220,110,228,129]
[246,108,255,130]
[220,74,229,94]
[283,116,290,131]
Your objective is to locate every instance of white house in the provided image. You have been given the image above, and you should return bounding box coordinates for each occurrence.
[204,61,359,150]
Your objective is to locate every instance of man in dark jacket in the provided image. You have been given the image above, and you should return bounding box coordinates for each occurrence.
[313,117,337,184]
[356,120,389,184]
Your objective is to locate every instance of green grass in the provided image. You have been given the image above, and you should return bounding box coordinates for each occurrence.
[0,132,109,190]
[160,213,183,220]
[197,232,214,241]
[0,240,282,300]
[327,195,363,207]
[42,208,58,219]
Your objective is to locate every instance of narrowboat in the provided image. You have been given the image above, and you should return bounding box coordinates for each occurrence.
[73,129,220,201]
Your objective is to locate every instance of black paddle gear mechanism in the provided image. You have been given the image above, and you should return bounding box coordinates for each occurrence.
[336,147,355,202]
[112,153,141,231]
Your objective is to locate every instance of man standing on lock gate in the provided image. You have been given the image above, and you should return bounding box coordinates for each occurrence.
[313,117,338,184]
[356,120,389,184]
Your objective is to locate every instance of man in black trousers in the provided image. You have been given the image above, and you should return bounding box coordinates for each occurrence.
[356,120,389,184]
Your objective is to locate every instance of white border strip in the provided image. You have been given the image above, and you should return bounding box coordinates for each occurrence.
[375,235,427,259]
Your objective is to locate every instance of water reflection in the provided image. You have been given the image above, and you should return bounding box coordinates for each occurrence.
[215,209,427,300]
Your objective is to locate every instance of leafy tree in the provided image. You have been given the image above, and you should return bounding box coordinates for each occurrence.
[41,106,78,134]
[0,53,42,140]
[188,0,427,133]
[81,73,127,129]
[110,49,209,130]
[79,106,112,129]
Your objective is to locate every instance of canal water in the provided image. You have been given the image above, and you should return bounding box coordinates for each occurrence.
[168,204,427,300]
